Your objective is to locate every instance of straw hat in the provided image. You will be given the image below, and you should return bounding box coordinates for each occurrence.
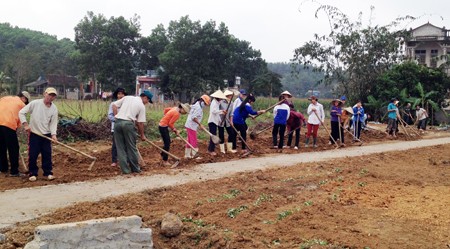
[21,91,31,101]
[210,90,226,99]
[331,99,343,105]
[223,89,234,96]
[179,103,191,113]
[281,91,292,97]
[344,107,354,115]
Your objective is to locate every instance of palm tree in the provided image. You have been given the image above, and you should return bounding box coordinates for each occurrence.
[408,82,440,125]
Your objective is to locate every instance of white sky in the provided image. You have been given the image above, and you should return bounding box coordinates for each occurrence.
[1,0,448,62]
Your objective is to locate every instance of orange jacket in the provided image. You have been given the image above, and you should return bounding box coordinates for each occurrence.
[159,107,180,130]
[0,96,26,130]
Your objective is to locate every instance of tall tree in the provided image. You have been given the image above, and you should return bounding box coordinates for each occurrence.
[74,12,141,90]
[293,4,411,102]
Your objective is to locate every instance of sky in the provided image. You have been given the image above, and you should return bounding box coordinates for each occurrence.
[1,0,449,63]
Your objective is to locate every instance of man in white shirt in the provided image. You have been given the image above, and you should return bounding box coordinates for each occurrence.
[19,87,58,182]
[112,90,153,174]
[415,104,428,132]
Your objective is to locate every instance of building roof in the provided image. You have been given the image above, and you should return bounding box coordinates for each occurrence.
[25,74,80,88]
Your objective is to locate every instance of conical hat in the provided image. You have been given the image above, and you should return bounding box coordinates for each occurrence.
[281,91,292,97]
[344,107,354,114]
[211,90,226,99]
[223,89,234,96]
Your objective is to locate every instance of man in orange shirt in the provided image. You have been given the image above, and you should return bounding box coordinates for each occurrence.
[0,91,30,176]
[158,103,190,166]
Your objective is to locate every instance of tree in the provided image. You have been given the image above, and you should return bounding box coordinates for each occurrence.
[292,4,411,102]
[75,12,141,90]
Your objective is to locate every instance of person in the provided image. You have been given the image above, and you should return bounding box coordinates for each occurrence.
[285,103,306,149]
[219,90,236,153]
[272,96,290,152]
[107,87,127,167]
[184,95,211,159]
[403,103,414,125]
[159,103,190,166]
[386,98,399,138]
[232,94,265,153]
[230,89,247,120]
[352,100,365,141]
[339,96,352,130]
[19,87,58,181]
[112,90,153,174]
[207,90,227,155]
[0,91,30,177]
[330,99,343,145]
[415,104,428,133]
[305,95,324,148]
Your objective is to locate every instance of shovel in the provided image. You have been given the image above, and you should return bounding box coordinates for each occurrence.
[250,124,274,140]
[313,110,340,149]
[176,134,200,159]
[227,117,252,157]
[338,121,363,146]
[144,138,180,168]
[32,131,98,170]
[199,125,221,144]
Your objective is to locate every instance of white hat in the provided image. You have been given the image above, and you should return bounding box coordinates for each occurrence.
[210,90,226,99]
[223,89,234,96]
[45,87,58,96]
[344,107,354,115]
[179,103,191,113]
[21,91,31,101]
[281,91,292,97]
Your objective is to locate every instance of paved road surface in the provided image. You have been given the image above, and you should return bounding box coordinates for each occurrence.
[1,137,449,229]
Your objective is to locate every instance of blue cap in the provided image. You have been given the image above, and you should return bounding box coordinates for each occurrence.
[340,95,347,101]
[239,89,247,95]
[141,90,153,103]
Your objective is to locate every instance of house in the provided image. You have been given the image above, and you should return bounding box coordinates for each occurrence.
[405,23,450,75]
[135,70,161,102]
[25,74,81,99]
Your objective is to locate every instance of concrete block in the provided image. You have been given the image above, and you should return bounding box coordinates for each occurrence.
[24,215,152,249]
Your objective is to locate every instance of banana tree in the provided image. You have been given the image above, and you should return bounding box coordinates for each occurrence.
[407,82,440,126]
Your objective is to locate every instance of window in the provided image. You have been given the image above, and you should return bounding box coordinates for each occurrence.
[415,50,426,65]
[430,49,438,68]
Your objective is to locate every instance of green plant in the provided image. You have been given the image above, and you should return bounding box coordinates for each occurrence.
[254,193,272,206]
[299,238,328,249]
[304,201,313,206]
[226,205,248,218]
[358,182,367,187]
[222,189,241,199]
[277,210,293,220]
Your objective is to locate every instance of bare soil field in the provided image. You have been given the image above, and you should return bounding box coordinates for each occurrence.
[0,125,449,249]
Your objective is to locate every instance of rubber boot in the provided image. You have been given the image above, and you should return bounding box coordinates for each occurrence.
[184,148,192,159]
[227,142,237,153]
[219,144,226,154]
[313,138,318,148]
[304,138,310,148]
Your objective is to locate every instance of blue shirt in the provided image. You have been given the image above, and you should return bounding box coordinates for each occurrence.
[232,104,258,125]
[387,103,397,119]
[273,103,290,125]
[352,106,365,122]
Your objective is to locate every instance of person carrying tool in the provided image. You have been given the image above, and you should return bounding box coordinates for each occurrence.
[107,87,127,167]
[219,90,237,153]
[159,103,190,166]
[352,100,365,141]
[184,95,211,159]
[415,104,428,133]
[272,96,290,152]
[19,87,58,181]
[0,91,30,177]
[386,98,399,138]
[285,103,306,150]
[232,94,265,154]
[305,95,324,148]
[112,90,153,174]
[280,90,293,101]
[207,90,227,155]
[330,99,343,145]
[230,89,247,120]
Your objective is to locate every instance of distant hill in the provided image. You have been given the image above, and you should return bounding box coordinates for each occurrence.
[267,62,334,98]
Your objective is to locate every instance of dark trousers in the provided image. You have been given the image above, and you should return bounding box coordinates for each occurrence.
[208,122,218,152]
[28,132,53,177]
[234,123,248,149]
[287,128,300,147]
[330,121,340,144]
[0,126,20,174]
[114,119,140,174]
[159,126,171,161]
[272,124,286,149]
[218,126,235,145]
[354,120,362,139]
[111,132,117,163]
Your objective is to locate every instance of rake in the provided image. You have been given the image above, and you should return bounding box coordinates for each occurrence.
[144,138,181,168]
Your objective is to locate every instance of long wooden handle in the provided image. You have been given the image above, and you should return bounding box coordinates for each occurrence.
[176,134,197,152]
[253,100,284,118]
[227,117,252,151]
[145,139,180,161]
[32,131,96,160]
